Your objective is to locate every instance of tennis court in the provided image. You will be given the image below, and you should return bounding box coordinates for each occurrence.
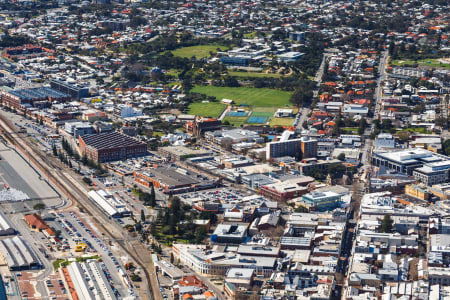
[247,116,267,123]
[227,111,248,117]
[246,111,274,124]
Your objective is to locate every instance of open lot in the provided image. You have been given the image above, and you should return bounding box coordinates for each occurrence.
[191,86,292,107]
[187,102,226,118]
[169,44,229,58]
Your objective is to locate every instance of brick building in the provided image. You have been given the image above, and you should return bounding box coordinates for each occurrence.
[79,132,147,163]
[260,176,314,201]
[185,117,222,137]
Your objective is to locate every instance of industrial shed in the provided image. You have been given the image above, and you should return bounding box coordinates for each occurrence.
[0,212,16,236]
[88,190,131,218]
[67,261,116,300]
[0,236,41,270]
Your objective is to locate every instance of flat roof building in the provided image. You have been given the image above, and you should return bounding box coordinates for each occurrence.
[211,224,248,244]
[373,149,450,176]
[300,191,342,211]
[159,146,213,161]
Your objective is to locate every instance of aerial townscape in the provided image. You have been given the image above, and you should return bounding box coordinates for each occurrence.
[0,0,448,300]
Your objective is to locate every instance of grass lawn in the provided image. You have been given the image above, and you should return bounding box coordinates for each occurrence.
[191,85,292,107]
[390,58,450,69]
[223,116,247,127]
[188,102,226,118]
[167,81,181,87]
[243,32,257,39]
[153,131,165,137]
[170,44,229,59]
[398,127,432,134]
[166,69,180,77]
[270,118,295,127]
[341,127,358,133]
[228,71,282,78]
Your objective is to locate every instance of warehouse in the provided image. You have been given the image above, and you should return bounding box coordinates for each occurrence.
[88,190,131,218]
[0,236,41,270]
[0,212,15,236]
[67,261,116,300]
[0,86,70,110]
[79,132,147,163]
[159,145,212,161]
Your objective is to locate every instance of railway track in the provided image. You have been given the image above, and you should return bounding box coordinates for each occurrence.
[0,113,156,300]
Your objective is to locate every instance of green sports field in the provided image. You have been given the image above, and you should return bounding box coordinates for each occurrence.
[170,44,229,59]
[191,86,292,107]
[227,71,282,78]
[187,102,226,118]
[222,116,247,127]
[270,118,295,127]
[390,58,450,69]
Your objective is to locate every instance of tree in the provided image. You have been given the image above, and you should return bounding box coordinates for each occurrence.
[290,87,313,108]
[140,209,145,223]
[443,139,450,156]
[381,214,393,233]
[194,226,207,243]
[337,153,346,161]
[150,185,156,207]
[130,273,142,282]
[171,197,181,222]
[295,206,308,213]
[33,203,46,211]
[82,153,88,165]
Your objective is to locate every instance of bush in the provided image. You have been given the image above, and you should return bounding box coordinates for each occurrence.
[82,177,92,185]
[130,273,142,282]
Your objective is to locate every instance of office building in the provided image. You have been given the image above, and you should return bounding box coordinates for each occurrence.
[300,191,342,211]
[50,79,89,100]
[372,149,450,176]
[413,161,450,186]
[65,121,95,138]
